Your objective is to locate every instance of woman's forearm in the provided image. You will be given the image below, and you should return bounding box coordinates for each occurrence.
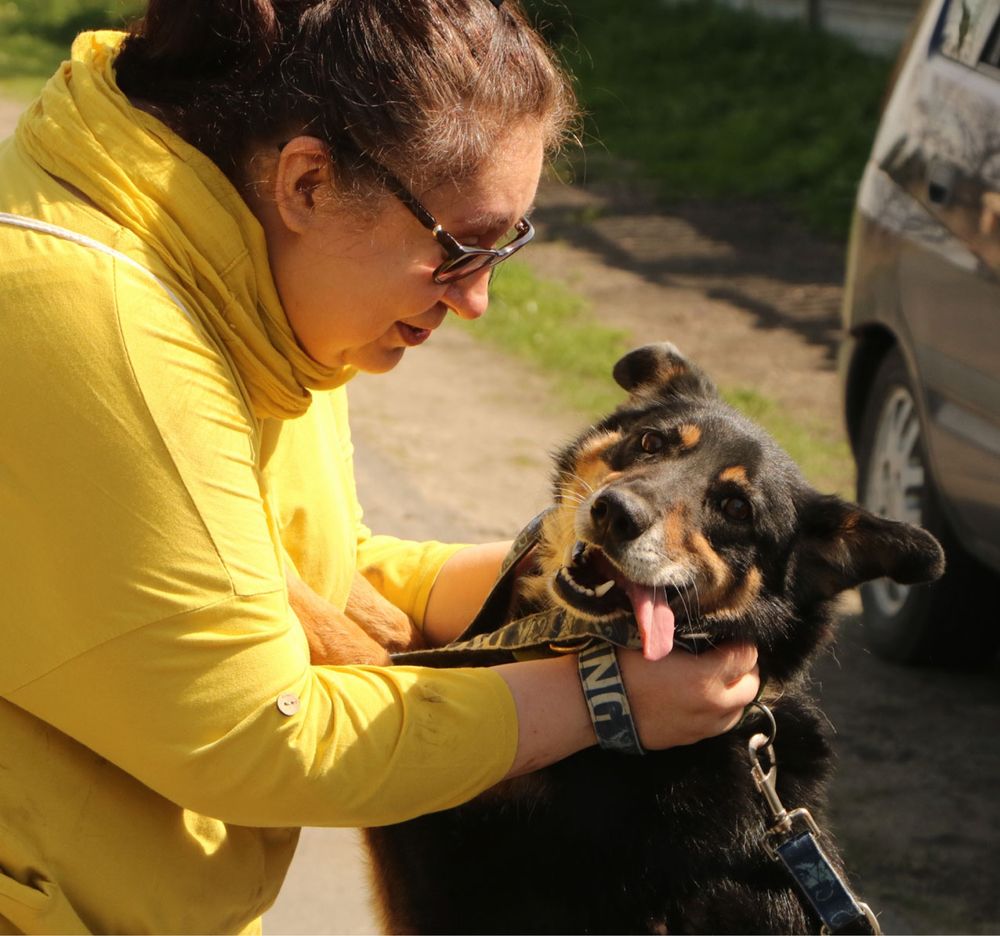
[422,541,511,646]
[495,642,760,779]
[494,654,597,776]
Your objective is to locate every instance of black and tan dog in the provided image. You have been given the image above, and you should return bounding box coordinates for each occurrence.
[363,344,944,935]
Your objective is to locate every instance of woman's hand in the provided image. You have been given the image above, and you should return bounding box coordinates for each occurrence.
[617,642,759,750]
[496,642,759,778]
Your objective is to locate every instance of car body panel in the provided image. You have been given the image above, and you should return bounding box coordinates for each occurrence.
[842,0,1000,571]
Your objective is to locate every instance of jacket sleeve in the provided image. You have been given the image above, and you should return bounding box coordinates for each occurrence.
[355,526,468,628]
[7,594,518,828]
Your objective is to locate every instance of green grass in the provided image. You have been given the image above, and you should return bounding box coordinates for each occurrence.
[460,260,633,416]
[528,0,895,240]
[465,261,854,494]
[0,0,142,99]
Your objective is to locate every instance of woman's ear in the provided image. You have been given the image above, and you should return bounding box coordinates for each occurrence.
[272,136,335,234]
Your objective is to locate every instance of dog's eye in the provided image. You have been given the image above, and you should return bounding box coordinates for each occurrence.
[640,430,666,454]
[721,496,752,523]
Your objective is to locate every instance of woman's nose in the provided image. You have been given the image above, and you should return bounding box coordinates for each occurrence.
[444,267,491,320]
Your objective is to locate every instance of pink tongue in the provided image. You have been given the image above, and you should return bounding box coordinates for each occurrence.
[624,582,675,661]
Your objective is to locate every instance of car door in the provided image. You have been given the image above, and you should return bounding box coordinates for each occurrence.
[878,0,1000,568]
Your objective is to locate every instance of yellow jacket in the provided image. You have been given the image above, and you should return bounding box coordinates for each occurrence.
[0,32,517,935]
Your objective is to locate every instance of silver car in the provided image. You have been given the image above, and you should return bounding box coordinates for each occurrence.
[841,0,1000,665]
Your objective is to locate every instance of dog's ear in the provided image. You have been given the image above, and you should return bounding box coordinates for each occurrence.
[613,343,718,404]
[790,492,945,603]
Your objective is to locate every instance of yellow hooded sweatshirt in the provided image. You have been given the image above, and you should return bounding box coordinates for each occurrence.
[0,31,517,935]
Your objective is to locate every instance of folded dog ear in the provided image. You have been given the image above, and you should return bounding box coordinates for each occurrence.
[613,343,718,404]
[791,492,945,603]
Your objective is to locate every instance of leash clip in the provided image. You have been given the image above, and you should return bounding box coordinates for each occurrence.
[747,708,820,856]
[746,703,881,936]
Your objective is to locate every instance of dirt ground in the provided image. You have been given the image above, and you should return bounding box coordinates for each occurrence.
[2,94,997,932]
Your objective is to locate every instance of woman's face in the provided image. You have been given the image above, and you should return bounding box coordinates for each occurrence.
[258,121,546,374]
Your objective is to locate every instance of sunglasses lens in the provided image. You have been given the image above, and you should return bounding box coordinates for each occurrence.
[434,253,493,284]
[431,220,534,284]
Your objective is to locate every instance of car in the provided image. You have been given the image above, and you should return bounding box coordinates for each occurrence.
[841,0,1000,665]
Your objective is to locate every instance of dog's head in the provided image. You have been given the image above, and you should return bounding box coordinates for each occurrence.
[527,344,945,682]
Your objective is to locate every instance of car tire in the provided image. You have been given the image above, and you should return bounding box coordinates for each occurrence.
[855,347,1000,666]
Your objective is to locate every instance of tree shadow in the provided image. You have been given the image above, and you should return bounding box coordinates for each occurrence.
[533,183,848,367]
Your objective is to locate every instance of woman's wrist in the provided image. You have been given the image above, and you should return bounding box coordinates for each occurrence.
[494,654,596,779]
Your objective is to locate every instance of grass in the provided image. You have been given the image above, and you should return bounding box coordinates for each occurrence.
[466,261,854,494]
[461,261,633,417]
[0,0,141,99]
[527,0,895,240]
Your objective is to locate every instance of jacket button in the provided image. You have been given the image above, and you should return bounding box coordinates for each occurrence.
[276,692,300,716]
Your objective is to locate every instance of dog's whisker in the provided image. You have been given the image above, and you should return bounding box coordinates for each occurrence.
[554,482,589,505]
[564,471,595,495]
[689,579,704,624]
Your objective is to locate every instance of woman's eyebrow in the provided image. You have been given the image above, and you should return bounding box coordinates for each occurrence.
[458,204,535,235]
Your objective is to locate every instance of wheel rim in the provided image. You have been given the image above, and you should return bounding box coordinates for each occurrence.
[863,384,925,616]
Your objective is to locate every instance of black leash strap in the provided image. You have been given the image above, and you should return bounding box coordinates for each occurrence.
[774,832,878,935]
[746,703,880,935]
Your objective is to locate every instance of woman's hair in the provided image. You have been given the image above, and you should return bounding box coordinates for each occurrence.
[115,0,577,197]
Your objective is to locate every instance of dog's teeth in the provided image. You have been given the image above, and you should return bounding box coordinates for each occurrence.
[558,567,596,598]
[593,580,615,597]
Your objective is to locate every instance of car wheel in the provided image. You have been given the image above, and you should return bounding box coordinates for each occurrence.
[855,347,1000,666]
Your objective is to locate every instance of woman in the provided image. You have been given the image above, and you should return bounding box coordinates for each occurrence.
[0,1,759,932]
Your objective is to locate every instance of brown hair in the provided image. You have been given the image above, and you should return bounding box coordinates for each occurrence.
[115,0,576,196]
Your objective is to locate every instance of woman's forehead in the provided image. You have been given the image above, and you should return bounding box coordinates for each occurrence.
[428,121,545,230]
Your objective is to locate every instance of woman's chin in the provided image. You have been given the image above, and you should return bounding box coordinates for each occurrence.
[343,344,407,374]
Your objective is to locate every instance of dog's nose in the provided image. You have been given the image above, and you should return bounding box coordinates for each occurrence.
[590,490,651,545]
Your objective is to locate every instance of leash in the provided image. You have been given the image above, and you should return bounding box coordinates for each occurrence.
[745,702,881,935]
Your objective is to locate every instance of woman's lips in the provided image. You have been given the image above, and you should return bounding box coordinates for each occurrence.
[397,322,433,347]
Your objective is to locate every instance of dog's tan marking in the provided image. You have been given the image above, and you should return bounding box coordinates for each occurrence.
[677,423,702,451]
[565,430,622,499]
[692,533,731,592]
[664,508,730,596]
[686,530,732,595]
[718,465,748,484]
[656,359,687,387]
[840,511,862,531]
[706,566,764,621]
[662,504,689,555]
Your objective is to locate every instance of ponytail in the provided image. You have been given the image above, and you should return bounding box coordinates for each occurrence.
[119,0,279,83]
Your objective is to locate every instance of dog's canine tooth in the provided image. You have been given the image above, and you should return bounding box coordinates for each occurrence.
[557,566,598,599]
[593,580,615,597]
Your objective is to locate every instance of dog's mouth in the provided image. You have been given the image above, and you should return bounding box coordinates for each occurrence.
[553,541,687,661]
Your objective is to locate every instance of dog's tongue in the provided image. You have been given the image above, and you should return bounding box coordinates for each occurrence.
[623,581,675,660]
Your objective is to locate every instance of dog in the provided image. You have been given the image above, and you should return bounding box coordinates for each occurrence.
[357,344,945,934]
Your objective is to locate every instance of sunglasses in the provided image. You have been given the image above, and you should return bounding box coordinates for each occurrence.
[383,172,535,284]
